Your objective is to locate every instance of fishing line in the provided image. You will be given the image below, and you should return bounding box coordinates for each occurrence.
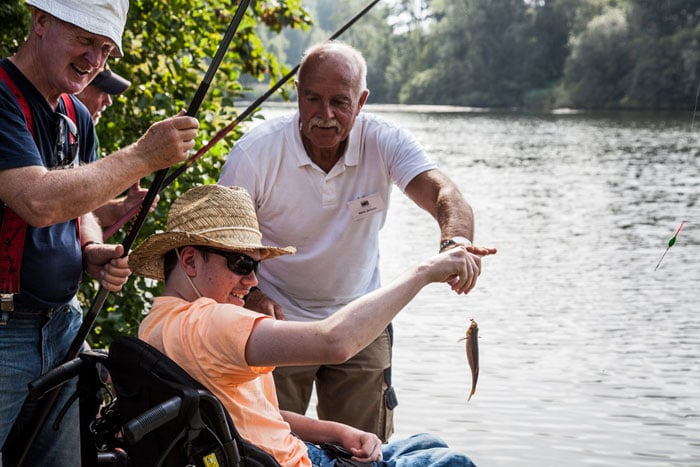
[691,78,700,131]
[653,79,699,270]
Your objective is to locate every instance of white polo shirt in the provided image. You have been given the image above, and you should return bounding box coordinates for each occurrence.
[219,112,436,321]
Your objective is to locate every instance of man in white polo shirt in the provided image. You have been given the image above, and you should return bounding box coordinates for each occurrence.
[219,41,492,442]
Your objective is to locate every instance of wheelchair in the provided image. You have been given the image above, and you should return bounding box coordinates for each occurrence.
[27,336,280,467]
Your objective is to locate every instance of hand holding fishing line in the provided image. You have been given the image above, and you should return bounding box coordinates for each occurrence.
[441,243,497,294]
[654,221,685,270]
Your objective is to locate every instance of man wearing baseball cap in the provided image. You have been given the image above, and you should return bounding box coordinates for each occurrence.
[0,0,199,465]
[76,67,157,233]
[77,68,131,125]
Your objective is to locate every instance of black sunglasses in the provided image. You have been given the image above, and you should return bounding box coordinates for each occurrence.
[195,246,260,276]
[53,112,79,168]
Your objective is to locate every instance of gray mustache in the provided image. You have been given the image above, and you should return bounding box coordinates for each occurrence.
[309,117,340,131]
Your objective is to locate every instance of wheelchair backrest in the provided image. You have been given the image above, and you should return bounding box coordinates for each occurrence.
[106,336,280,467]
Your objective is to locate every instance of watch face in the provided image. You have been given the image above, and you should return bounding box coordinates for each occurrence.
[440,236,471,251]
[451,236,472,246]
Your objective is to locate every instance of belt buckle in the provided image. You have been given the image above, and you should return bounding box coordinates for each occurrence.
[1,293,15,312]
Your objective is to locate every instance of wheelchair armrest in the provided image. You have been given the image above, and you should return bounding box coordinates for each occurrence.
[123,396,183,444]
[28,350,109,398]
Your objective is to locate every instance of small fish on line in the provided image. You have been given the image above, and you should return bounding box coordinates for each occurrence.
[461,319,479,401]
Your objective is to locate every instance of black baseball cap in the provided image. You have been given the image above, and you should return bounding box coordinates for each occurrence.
[90,69,131,95]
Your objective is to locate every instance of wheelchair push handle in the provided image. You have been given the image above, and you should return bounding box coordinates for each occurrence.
[124,396,183,444]
[28,350,108,398]
[28,357,87,398]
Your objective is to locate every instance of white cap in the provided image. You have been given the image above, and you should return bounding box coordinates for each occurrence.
[25,0,129,57]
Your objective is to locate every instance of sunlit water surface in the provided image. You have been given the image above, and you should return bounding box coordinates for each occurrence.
[259,103,700,466]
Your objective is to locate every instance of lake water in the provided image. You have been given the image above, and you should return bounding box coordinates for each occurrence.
[258,103,700,466]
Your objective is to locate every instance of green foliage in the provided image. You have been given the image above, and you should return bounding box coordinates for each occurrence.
[560,8,633,108]
[0,2,29,58]
[561,0,700,109]
[622,0,700,109]
[288,0,698,110]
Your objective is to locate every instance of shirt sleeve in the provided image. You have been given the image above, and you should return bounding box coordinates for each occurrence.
[187,303,275,383]
[373,116,438,192]
[0,86,43,170]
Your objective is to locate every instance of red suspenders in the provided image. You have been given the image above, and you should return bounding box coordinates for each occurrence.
[0,67,78,312]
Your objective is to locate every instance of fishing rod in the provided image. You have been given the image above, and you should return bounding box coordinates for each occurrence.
[102,0,383,240]
[11,2,251,465]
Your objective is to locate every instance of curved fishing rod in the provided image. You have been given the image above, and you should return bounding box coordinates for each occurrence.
[103,0,382,241]
[11,2,251,465]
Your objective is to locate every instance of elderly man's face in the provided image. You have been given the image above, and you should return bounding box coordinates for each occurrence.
[35,11,116,97]
[296,54,368,155]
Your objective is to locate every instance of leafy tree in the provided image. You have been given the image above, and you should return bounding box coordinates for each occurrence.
[623,0,700,109]
[401,0,536,106]
[561,0,700,109]
[560,8,633,108]
[627,0,700,36]
[1,0,311,347]
[317,0,397,102]
[521,0,572,107]
[0,1,30,58]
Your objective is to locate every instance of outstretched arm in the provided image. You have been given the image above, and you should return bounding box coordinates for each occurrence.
[404,169,474,243]
[404,169,488,292]
[246,246,494,368]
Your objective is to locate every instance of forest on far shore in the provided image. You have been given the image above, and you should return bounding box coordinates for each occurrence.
[261,0,700,110]
[3,0,699,110]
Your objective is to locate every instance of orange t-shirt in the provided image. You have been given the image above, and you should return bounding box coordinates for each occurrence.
[138,296,312,467]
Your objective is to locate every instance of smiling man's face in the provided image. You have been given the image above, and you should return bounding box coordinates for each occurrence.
[34,11,116,100]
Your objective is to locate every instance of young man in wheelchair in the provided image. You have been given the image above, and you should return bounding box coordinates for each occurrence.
[128,184,494,466]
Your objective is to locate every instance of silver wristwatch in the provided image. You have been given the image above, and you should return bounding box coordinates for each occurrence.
[440,236,472,251]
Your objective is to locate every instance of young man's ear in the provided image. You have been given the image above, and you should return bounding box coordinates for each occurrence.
[179,246,199,275]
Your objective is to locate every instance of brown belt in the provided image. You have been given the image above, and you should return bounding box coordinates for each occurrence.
[0,304,69,325]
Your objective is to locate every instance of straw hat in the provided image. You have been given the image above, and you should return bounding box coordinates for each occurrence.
[129,185,295,281]
[26,0,129,57]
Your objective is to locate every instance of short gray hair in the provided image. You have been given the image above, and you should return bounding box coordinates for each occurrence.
[298,41,367,96]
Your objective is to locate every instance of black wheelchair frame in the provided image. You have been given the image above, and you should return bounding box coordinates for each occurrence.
[28,336,280,467]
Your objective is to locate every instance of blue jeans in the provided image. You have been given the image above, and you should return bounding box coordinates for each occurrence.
[0,299,83,467]
[306,433,476,466]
